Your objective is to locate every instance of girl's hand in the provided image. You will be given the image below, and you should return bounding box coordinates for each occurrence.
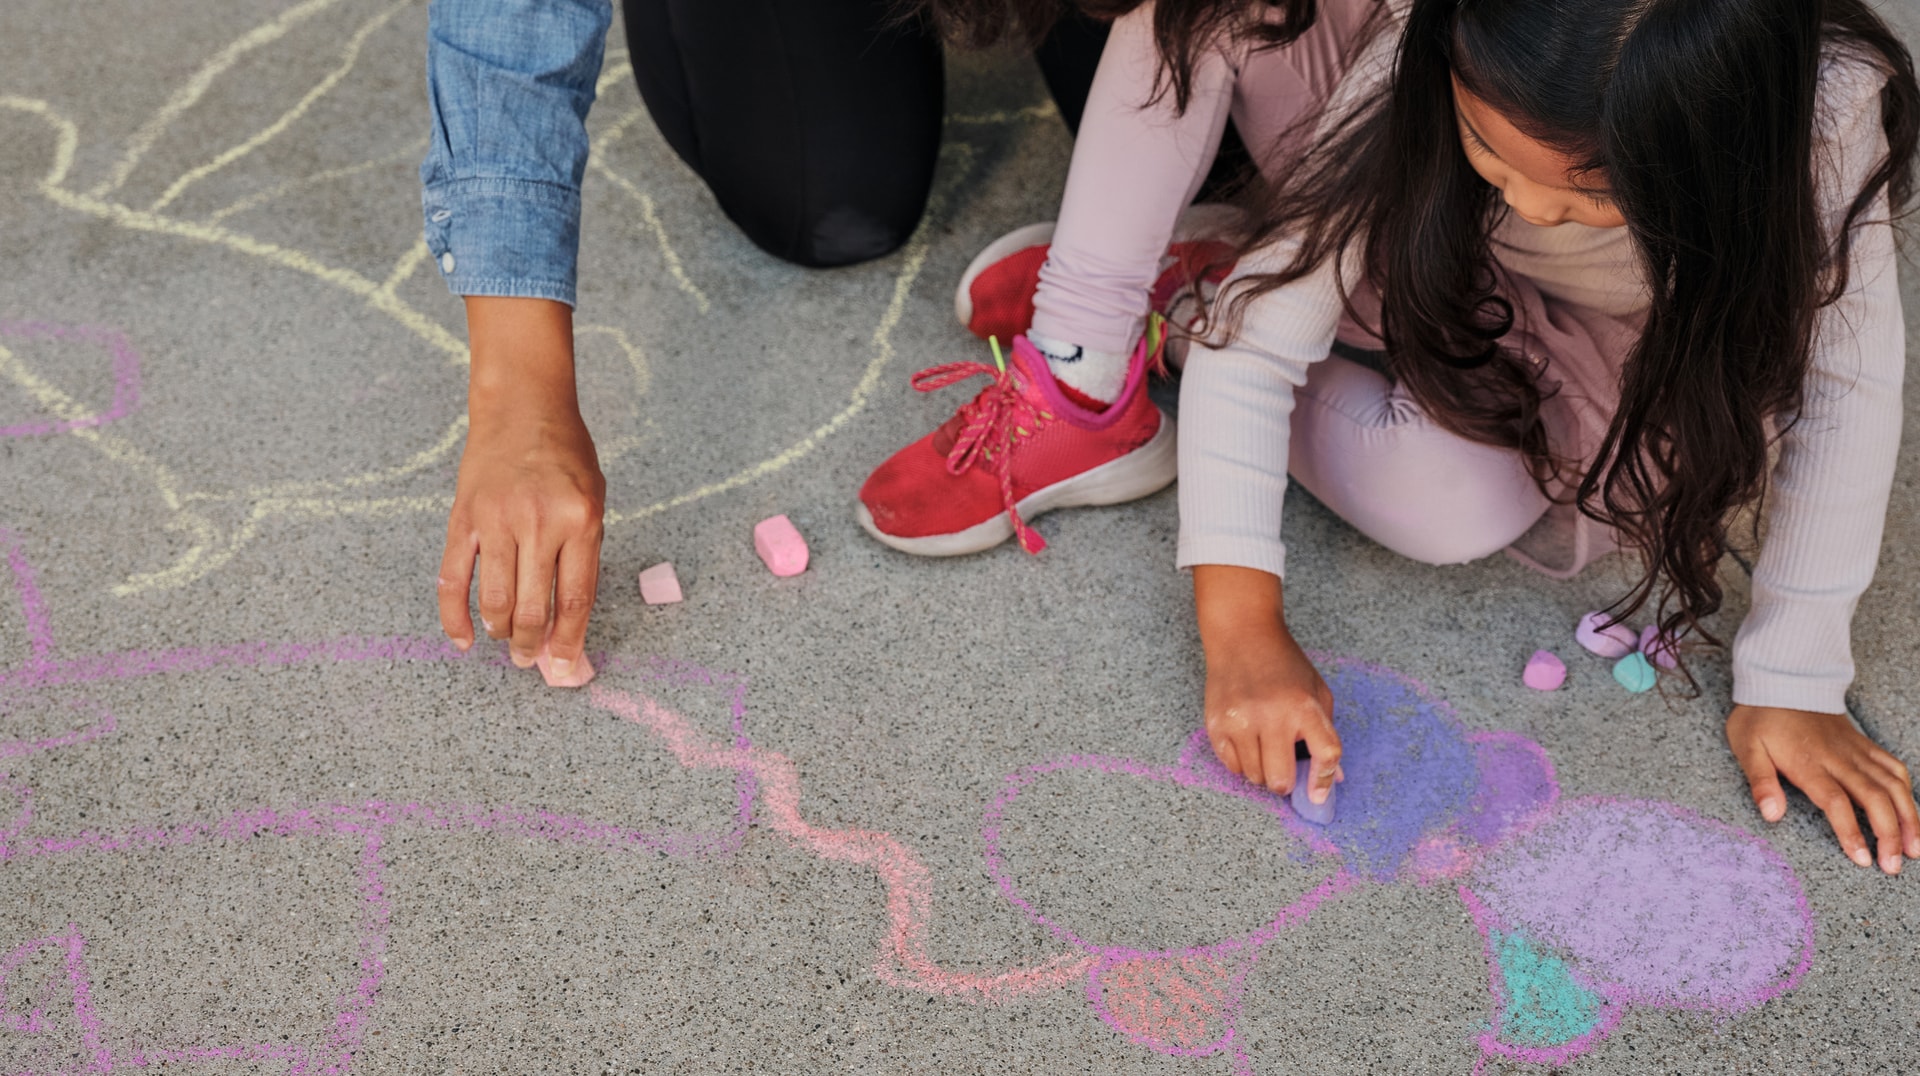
[438,298,606,679]
[1727,704,1920,875]
[1192,565,1343,800]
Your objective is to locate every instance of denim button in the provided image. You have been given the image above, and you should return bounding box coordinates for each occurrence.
[440,252,456,273]
[430,209,451,223]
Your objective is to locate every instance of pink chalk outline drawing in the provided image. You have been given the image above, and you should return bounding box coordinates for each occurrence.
[0,321,142,439]
[0,527,1082,1072]
[0,526,1815,1073]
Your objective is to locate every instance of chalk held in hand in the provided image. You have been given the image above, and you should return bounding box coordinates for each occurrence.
[1575,611,1638,659]
[754,514,809,577]
[1638,624,1679,670]
[638,562,684,605]
[1612,651,1656,694]
[1522,649,1567,691]
[534,641,596,689]
[1291,758,1336,825]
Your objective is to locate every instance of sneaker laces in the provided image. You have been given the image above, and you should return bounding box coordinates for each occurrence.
[908,337,1051,554]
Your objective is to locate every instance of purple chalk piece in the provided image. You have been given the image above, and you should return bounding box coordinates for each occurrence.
[1638,624,1679,670]
[1291,758,1335,825]
[1575,612,1638,659]
[1522,650,1566,691]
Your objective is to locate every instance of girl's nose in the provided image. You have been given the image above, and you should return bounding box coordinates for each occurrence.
[1501,183,1566,227]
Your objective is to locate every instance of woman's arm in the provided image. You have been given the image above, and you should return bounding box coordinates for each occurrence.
[421,0,613,676]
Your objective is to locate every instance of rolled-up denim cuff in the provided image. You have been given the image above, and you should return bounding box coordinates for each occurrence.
[421,176,580,307]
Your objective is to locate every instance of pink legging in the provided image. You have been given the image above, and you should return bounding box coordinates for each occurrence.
[1289,354,1552,565]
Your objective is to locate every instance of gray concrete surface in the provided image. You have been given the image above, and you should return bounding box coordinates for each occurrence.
[0,1,1915,1073]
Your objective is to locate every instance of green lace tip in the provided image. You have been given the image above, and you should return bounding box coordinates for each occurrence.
[989,335,1007,374]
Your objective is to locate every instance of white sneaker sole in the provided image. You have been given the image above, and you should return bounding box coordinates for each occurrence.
[953,204,1247,333]
[855,411,1179,557]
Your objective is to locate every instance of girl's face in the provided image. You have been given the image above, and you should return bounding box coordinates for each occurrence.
[1451,77,1628,230]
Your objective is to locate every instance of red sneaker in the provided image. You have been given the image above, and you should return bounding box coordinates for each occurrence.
[856,335,1175,556]
[953,204,1242,343]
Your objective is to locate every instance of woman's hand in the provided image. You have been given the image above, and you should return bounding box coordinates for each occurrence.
[1727,704,1919,874]
[1193,565,1342,801]
[437,297,606,680]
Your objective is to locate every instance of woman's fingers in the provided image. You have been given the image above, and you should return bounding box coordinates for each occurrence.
[436,528,478,650]
[544,533,601,678]
[509,533,558,669]
[476,536,519,647]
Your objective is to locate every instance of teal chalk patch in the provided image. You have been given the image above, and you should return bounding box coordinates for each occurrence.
[1492,930,1605,1048]
[1612,651,1656,693]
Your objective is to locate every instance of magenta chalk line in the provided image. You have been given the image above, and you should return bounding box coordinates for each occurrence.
[981,747,1360,1076]
[586,684,1091,1002]
[0,321,143,438]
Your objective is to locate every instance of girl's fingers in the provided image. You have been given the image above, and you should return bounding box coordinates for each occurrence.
[435,530,478,650]
[1260,732,1295,796]
[543,535,601,676]
[509,537,558,669]
[1729,729,1788,823]
[1238,731,1268,791]
[1805,774,1875,869]
[1863,749,1920,859]
[475,537,518,645]
[1210,734,1242,779]
[1842,762,1908,874]
[1299,717,1343,806]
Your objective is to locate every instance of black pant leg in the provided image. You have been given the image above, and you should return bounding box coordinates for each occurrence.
[1032,9,1108,135]
[621,0,944,268]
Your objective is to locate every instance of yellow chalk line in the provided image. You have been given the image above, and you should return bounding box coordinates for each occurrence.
[205,137,427,224]
[590,103,711,314]
[947,102,1059,125]
[150,0,413,213]
[601,144,973,526]
[91,0,348,198]
[377,238,434,300]
[575,324,654,466]
[5,4,1016,594]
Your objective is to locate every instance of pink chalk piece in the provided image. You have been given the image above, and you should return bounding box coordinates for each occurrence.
[1638,624,1679,670]
[638,562,684,605]
[533,642,595,689]
[1522,649,1567,691]
[1291,758,1336,825]
[1574,611,1638,659]
[753,514,809,577]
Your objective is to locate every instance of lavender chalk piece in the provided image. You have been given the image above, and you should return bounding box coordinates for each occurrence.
[639,562,684,605]
[1638,624,1679,670]
[1575,611,1638,659]
[1522,649,1567,691]
[1612,651,1656,694]
[754,514,810,577]
[1291,758,1336,825]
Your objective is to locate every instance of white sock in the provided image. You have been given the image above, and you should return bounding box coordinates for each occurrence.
[1029,331,1129,406]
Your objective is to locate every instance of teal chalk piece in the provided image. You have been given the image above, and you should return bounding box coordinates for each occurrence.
[1492,930,1605,1048]
[1612,651,1657,693]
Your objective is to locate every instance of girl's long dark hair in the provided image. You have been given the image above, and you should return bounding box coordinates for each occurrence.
[1213,0,1917,673]
[908,0,1317,109]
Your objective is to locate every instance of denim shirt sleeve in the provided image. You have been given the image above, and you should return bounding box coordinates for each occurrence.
[420,0,612,307]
